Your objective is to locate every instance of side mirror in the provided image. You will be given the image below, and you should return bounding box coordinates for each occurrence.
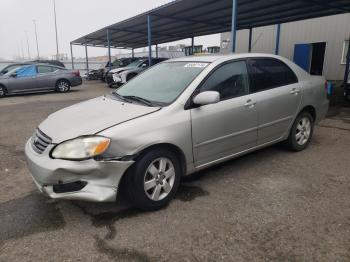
[10,73,17,78]
[141,64,147,68]
[2,70,8,74]
[193,91,220,106]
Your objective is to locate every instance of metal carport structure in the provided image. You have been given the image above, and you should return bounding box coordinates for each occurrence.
[71,0,350,85]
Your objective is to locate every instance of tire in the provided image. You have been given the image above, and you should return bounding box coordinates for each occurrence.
[56,79,71,93]
[124,149,181,211]
[286,111,314,151]
[0,85,6,98]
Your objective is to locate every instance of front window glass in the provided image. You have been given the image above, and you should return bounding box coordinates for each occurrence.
[116,62,208,105]
[199,61,250,100]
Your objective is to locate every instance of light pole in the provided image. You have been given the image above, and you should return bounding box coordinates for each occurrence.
[33,20,40,59]
[25,31,31,59]
[53,0,59,60]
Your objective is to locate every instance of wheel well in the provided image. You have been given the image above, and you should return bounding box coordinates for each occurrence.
[136,143,187,176]
[300,105,316,121]
[56,78,71,87]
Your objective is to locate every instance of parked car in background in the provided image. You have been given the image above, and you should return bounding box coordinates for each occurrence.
[0,60,65,76]
[109,57,168,87]
[25,54,328,211]
[0,64,82,97]
[101,58,138,82]
[85,69,103,81]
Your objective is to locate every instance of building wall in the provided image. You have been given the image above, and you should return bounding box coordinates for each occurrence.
[220,14,350,80]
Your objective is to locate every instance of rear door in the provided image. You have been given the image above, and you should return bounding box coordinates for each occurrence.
[247,58,301,145]
[190,60,258,167]
[35,65,56,90]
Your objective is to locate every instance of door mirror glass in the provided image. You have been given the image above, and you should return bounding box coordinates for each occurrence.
[193,91,220,106]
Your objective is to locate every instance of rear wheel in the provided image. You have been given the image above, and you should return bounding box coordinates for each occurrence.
[0,85,6,97]
[124,149,181,211]
[287,112,314,151]
[56,80,71,93]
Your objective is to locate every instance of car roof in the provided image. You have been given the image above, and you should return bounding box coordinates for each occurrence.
[167,53,285,63]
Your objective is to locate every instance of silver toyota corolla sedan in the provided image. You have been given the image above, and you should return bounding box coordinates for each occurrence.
[25,54,329,211]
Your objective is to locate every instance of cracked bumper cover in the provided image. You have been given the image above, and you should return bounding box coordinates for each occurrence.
[25,140,134,202]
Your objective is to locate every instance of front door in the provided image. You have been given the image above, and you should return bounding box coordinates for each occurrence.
[248,58,302,145]
[7,65,38,93]
[190,60,258,167]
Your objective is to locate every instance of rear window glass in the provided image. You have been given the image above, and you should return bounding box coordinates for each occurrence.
[249,59,298,92]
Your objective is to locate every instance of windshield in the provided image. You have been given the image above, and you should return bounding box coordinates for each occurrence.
[4,66,25,76]
[127,59,145,68]
[116,61,209,105]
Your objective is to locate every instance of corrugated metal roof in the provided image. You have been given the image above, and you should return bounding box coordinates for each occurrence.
[71,0,350,49]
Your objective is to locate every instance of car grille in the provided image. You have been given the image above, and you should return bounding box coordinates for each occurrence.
[31,129,52,154]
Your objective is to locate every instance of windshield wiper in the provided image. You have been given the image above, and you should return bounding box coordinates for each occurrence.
[123,96,154,107]
[110,92,132,103]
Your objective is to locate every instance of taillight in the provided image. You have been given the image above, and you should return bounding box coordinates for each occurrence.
[73,70,80,77]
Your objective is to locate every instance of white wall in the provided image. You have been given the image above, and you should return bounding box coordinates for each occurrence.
[221,13,350,80]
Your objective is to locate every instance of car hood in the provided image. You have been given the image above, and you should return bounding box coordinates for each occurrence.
[110,66,136,74]
[39,95,160,143]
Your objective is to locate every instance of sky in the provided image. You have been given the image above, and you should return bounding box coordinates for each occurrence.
[0,0,220,60]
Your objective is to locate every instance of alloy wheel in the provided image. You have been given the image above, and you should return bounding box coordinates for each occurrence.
[57,81,70,92]
[144,157,176,201]
[0,87,5,97]
[295,117,311,146]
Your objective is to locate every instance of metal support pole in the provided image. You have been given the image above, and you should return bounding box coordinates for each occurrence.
[344,37,350,90]
[85,41,89,74]
[231,0,237,53]
[275,24,281,55]
[147,15,152,66]
[248,28,253,53]
[70,43,74,70]
[132,48,134,58]
[156,44,158,58]
[53,0,59,60]
[191,37,194,55]
[107,29,112,70]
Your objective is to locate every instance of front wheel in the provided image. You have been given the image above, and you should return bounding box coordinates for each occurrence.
[0,85,6,98]
[56,80,71,93]
[287,112,314,151]
[124,149,181,211]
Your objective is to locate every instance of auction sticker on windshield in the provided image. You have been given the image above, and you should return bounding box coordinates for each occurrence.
[184,63,208,68]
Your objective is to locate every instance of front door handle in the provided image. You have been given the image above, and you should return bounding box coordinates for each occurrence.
[244,99,256,108]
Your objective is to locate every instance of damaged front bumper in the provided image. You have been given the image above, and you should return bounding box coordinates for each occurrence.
[25,140,134,202]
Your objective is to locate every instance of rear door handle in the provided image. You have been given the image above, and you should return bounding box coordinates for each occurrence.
[244,99,256,108]
[290,88,300,95]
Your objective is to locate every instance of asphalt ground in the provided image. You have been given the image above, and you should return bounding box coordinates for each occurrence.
[0,81,350,261]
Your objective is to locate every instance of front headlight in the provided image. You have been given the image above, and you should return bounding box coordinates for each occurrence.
[51,136,111,160]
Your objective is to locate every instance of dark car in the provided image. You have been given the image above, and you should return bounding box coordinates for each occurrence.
[101,58,139,82]
[108,58,168,87]
[30,60,66,68]
[0,64,82,97]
